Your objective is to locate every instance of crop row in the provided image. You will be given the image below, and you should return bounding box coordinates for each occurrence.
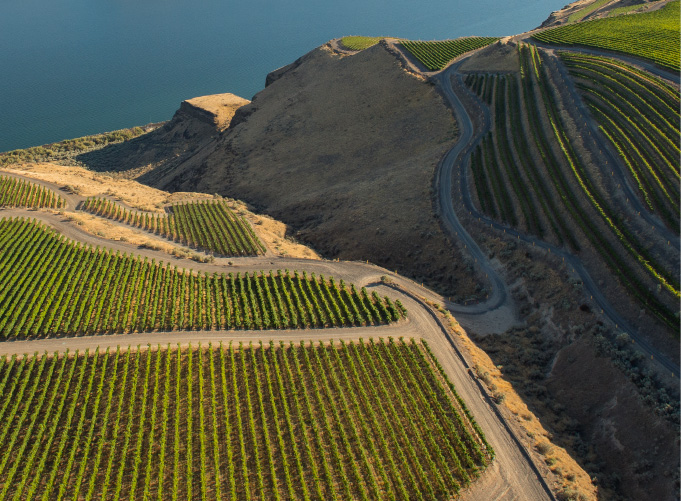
[466,73,572,243]
[532,1,680,71]
[491,75,540,234]
[81,197,264,256]
[339,36,385,51]
[559,52,679,231]
[519,45,678,328]
[401,37,499,71]
[0,340,492,500]
[0,176,64,208]
[464,73,496,105]
[464,47,678,329]
[0,217,404,339]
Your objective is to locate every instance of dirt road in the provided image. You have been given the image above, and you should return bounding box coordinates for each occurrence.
[0,169,556,500]
[419,50,679,377]
[0,267,555,501]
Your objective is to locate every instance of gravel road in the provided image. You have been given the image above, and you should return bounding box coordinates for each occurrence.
[0,169,556,500]
[421,50,679,377]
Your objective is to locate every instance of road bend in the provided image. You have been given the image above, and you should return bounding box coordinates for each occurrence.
[428,55,680,379]
[0,170,557,500]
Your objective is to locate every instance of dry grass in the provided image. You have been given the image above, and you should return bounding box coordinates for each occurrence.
[183,93,250,130]
[6,163,319,260]
[449,317,598,500]
[66,212,177,252]
[146,43,477,298]
[5,163,169,211]
[241,208,321,260]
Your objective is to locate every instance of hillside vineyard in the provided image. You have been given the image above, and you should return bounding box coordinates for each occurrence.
[465,44,678,330]
[0,340,492,500]
[533,1,680,71]
[0,176,64,209]
[0,218,404,338]
[82,197,266,257]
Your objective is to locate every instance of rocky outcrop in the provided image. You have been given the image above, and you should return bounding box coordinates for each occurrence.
[118,42,478,298]
[77,93,248,176]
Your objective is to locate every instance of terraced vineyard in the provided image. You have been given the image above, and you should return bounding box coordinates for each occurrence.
[0,175,64,208]
[464,45,679,330]
[401,37,500,71]
[465,73,575,247]
[560,52,680,232]
[0,340,492,500]
[0,218,403,339]
[532,0,680,71]
[82,197,265,256]
[566,0,612,23]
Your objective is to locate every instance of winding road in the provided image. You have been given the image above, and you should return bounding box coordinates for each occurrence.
[414,46,680,378]
[2,34,678,499]
[0,171,556,500]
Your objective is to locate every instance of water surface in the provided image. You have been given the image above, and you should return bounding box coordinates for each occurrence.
[1,0,566,152]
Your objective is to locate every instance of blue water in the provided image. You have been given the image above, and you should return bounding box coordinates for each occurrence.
[1,0,566,152]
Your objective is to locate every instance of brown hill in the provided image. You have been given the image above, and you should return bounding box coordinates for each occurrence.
[78,93,248,180]
[81,42,479,298]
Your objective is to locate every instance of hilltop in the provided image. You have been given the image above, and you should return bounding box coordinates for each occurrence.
[79,42,481,301]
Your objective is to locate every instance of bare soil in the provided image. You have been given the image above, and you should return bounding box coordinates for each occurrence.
[459,42,521,73]
[91,42,479,299]
[466,226,680,500]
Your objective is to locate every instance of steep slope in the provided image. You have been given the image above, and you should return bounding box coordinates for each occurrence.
[78,93,249,178]
[88,42,478,298]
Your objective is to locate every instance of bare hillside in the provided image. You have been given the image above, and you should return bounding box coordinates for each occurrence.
[79,93,248,179]
[84,42,478,298]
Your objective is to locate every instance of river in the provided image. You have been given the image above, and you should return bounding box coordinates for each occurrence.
[0,0,566,152]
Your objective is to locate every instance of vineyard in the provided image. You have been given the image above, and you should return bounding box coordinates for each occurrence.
[340,36,386,51]
[82,197,265,256]
[560,52,680,232]
[464,73,576,247]
[0,340,492,500]
[401,37,500,71]
[532,0,680,71]
[0,175,64,208]
[463,45,679,330]
[0,218,403,339]
[566,0,612,23]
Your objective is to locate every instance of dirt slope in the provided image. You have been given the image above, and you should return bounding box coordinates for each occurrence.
[539,0,669,27]
[86,42,478,298]
[78,93,249,179]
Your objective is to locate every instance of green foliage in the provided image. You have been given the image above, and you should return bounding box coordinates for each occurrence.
[0,126,149,166]
[0,340,490,499]
[560,52,680,231]
[567,0,612,23]
[517,45,678,329]
[0,176,64,208]
[593,326,680,424]
[0,218,403,339]
[340,36,386,51]
[401,37,500,71]
[533,1,680,71]
[82,197,265,257]
[464,45,679,331]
